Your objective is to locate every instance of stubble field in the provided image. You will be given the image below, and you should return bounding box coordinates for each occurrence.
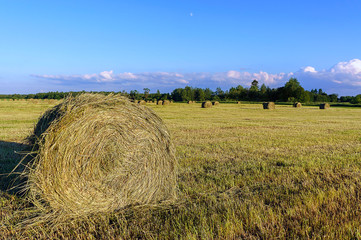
[1,99,361,239]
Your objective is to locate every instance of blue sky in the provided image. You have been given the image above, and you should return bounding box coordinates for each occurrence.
[1,0,361,95]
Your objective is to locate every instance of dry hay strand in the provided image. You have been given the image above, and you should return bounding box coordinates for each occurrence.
[138,100,146,105]
[263,102,275,109]
[157,100,163,105]
[201,101,212,108]
[212,101,219,106]
[26,93,177,218]
[320,103,330,109]
[293,102,302,108]
[162,100,170,105]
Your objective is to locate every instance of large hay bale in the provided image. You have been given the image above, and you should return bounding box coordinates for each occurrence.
[201,101,212,108]
[138,100,146,105]
[163,100,170,105]
[293,102,302,108]
[27,94,177,216]
[187,101,193,104]
[237,101,241,104]
[320,103,330,109]
[157,100,163,105]
[263,102,275,109]
[212,101,219,106]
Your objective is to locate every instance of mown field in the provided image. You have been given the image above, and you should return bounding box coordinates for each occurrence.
[1,99,361,239]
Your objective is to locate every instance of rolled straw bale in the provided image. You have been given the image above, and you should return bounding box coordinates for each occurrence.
[293,102,302,108]
[157,100,163,105]
[263,102,275,109]
[138,100,146,105]
[27,94,177,216]
[201,101,212,108]
[237,101,241,104]
[163,100,170,105]
[320,103,330,109]
[212,101,219,106]
[187,101,193,104]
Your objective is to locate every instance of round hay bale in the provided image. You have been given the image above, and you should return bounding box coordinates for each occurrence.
[157,100,163,105]
[293,102,302,108]
[237,101,241,104]
[27,94,177,216]
[201,101,212,108]
[212,101,219,106]
[320,103,330,109]
[263,102,275,109]
[163,100,170,105]
[187,101,193,104]
[138,100,146,105]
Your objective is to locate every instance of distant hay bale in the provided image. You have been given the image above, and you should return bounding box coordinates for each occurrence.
[320,103,330,109]
[201,101,212,108]
[293,102,302,108]
[237,101,241,104]
[170,100,174,104]
[263,102,275,109]
[212,101,219,106]
[192,101,196,103]
[187,101,193,104]
[138,100,146,105]
[26,94,177,217]
[163,100,170,105]
[157,100,163,105]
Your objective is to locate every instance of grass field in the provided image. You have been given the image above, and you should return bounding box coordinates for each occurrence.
[1,99,361,239]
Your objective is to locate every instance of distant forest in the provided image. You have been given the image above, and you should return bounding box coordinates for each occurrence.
[1,78,361,104]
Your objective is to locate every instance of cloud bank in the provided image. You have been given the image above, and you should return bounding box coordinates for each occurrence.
[32,59,361,95]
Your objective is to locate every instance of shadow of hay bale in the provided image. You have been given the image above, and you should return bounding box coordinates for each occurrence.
[26,94,177,217]
[0,141,30,194]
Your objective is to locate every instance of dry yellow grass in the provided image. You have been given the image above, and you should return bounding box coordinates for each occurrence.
[1,101,361,239]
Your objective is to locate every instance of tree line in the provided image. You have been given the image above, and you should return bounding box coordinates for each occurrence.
[1,78,361,104]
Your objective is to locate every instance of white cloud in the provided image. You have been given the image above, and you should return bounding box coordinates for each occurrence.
[31,59,361,95]
[301,66,317,73]
[98,70,113,82]
[330,59,361,74]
